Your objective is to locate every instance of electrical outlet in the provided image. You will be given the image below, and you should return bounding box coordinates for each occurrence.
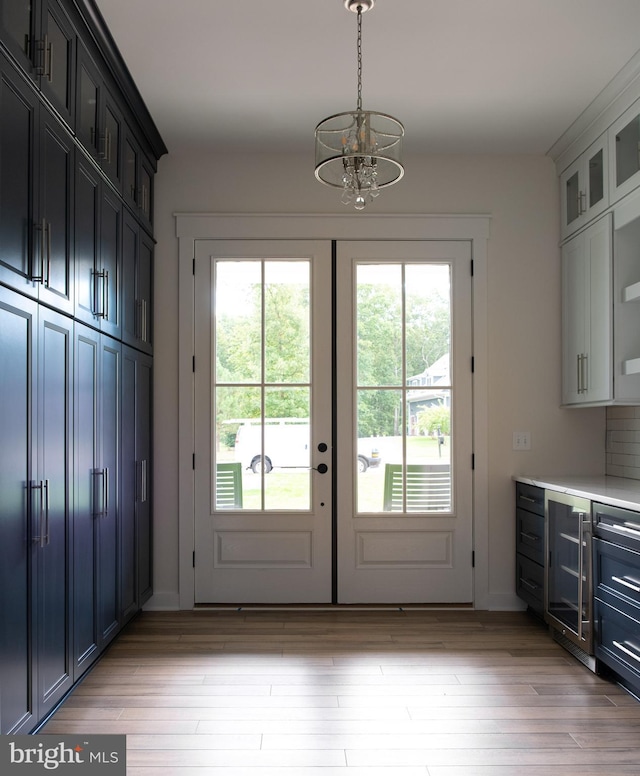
[513,431,531,451]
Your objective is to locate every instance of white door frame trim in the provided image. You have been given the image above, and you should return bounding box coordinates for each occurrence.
[175,213,491,610]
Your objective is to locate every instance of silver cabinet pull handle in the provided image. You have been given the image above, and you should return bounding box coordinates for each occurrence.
[93,469,105,517]
[45,221,51,288]
[44,479,50,545]
[104,467,109,517]
[136,299,142,340]
[32,219,47,282]
[142,299,148,343]
[613,640,640,665]
[609,523,640,539]
[46,37,53,82]
[611,575,640,593]
[142,459,148,503]
[31,481,45,546]
[519,531,540,542]
[104,270,109,320]
[577,353,582,394]
[519,494,536,504]
[519,577,540,591]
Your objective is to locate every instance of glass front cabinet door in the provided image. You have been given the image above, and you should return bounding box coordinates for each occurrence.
[609,97,640,206]
[560,133,608,241]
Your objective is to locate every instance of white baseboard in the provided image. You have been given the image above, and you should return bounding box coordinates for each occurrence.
[143,592,181,611]
[141,590,526,613]
[486,592,527,611]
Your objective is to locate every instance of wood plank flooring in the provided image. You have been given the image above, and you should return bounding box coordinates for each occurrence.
[41,609,640,775]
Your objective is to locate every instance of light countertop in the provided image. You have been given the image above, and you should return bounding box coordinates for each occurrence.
[514,474,640,511]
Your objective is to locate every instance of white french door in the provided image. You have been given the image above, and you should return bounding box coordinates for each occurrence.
[335,241,473,603]
[193,238,473,604]
[194,241,333,603]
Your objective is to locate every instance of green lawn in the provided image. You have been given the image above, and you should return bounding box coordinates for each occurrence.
[217,435,450,512]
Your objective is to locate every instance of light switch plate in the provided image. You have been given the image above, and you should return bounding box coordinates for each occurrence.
[513,431,531,451]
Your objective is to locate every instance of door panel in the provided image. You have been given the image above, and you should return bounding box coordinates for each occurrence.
[0,288,36,734]
[0,54,38,298]
[194,240,332,603]
[336,241,473,603]
[39,111,74,314]
[73,323,99,676]
[99,337,120,645]
[36,308,73,717]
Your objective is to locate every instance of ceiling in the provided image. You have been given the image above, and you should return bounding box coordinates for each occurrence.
[93,0,640,158]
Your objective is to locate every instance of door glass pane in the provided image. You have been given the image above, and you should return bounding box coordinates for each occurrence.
[547,498,581,633]
[213,259,311,511]
[356,262,452,514]
[616,115,640,187]
[588,148,603,208]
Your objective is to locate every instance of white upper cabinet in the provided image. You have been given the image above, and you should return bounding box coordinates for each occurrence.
[609,97,640,206]
[613,189,640,402]
[560,134,609,241]
[561,214,612,406]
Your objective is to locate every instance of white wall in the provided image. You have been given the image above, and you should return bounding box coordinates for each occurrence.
[148,149,605,610]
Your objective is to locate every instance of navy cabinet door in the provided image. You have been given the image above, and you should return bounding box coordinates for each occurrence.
[36,306,73,720]
[73,322,99,678]
[0,287,37,734]
[0,53,39,299]
[137,351,152,605]
[38,109,74,314]
[122,210,153,354]
[99,188,121,340]
[98,335,121,647]
[120,347,138,621]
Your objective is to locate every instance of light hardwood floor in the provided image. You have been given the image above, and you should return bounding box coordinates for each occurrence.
[42,609,640,775]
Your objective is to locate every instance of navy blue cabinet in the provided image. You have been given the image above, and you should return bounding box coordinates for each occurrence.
[73,324,121,678]
[0,286,73,734]
[0,53,74,315]
[121,346,152,622]
[0,0,164,732]
[593,503,640,695]
[515,482,545,616]
[0,0,76,126]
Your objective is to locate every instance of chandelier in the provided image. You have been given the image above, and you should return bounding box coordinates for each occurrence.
[314,0,404,210]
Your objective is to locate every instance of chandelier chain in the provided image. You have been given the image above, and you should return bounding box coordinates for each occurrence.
[356,7,363,112]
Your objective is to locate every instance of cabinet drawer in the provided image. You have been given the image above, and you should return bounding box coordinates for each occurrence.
[594,537,640,611]
[515,482,544,516]
[593,501,640,552]
[594,598,640,689]
[516,508,544,565]
[516,552,544,613]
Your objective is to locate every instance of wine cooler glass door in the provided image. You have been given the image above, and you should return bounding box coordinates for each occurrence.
[546,491,592,647]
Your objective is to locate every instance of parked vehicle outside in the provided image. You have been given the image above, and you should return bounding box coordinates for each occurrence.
[233,419,380,473]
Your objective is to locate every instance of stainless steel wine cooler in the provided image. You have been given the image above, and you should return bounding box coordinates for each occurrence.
[545,490,595,669]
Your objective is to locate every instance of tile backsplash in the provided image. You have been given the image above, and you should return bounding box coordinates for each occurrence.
[606,406,640,479]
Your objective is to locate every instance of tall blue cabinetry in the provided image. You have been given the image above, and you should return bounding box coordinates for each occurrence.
[0,0,166,733]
